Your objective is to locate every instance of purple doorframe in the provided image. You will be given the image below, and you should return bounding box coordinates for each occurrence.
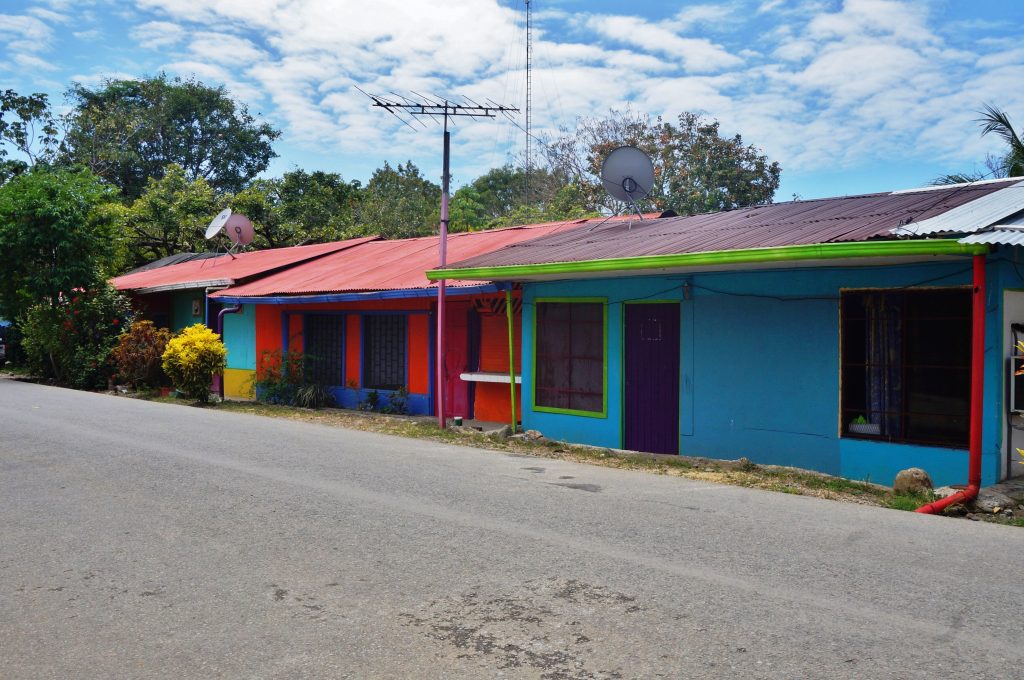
[624,303,681,455]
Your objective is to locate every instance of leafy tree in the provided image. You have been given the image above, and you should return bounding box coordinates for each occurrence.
[934,104,1024,185]
[233,170,362,248]
[449,164,589,231]
[123,164,220,268]
[0,167,120,322]
[357,161,440,239]
[545,109,781,215]
[0,89,61,183]
[62,74,279,200]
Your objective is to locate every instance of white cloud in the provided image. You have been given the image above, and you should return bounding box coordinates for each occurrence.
[583,15,743,72]
[0,14,54,50]
[131,20,185,49]
[188,31,266,66]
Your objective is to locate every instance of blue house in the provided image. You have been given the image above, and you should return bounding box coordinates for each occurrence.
[429,179,1024,489]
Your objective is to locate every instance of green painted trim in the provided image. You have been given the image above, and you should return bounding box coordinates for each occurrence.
[531,297,608,419]
[426,240,990,281]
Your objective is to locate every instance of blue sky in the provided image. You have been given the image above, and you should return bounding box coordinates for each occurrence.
[2,0,1023,201]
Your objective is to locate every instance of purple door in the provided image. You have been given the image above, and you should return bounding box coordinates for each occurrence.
[624,303,680,454]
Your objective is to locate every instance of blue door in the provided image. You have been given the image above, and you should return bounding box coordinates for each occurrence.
[624,303,680,454]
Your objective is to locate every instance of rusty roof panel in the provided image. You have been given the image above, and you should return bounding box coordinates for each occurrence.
[112,237,378,292]
[443,181,1022,270]
[210,218,610,298]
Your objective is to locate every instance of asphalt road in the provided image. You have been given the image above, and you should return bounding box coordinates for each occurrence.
[2,378,1023,679]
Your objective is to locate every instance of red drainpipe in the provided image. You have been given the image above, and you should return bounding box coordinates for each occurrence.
[916,253,985,514]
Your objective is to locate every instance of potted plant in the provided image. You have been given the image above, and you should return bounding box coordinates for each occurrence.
[849,415,881,436]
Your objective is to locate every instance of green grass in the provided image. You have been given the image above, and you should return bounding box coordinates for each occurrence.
[884,493,935,511]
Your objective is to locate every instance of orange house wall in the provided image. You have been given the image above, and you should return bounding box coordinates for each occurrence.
[249,297,522,413]
[472,310,522,424]
[407,314,430,395]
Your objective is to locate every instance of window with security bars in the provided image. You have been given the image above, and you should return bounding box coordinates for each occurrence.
[304,314,345,386]
[363,314,406,390]
[534,301,604,414]
[841,289,970,448]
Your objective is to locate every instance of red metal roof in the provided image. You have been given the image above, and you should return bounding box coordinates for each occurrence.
[209,219,617,298]
[440,181,1022,271]
[112,237,378,292]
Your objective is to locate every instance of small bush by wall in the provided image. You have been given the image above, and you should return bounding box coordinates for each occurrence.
[161,324,226,402]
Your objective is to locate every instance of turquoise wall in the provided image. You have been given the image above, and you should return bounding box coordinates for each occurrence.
[222,304,256,370]
[523,255,1024,487]
[170,290,204,331]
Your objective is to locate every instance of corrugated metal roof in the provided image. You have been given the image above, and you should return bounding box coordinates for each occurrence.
[959,228,1024,246]
[441,180,1023,271]
[112,238,378,293]
[124,252,223,274]
[890,180,1024,235]
[209,219,612,298]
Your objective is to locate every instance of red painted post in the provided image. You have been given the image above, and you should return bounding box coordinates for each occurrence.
[917,253,985,513]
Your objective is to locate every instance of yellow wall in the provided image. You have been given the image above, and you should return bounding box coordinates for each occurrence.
[224,368,255,400]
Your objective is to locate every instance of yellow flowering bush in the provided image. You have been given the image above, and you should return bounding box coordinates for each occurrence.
[161,324,227,402]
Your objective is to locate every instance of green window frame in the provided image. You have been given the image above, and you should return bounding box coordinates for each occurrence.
[532,298,607,418]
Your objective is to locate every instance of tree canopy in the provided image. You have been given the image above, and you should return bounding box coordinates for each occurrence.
[62,74,280,200]
[544,109,781,215]
[122,164,221,268]
[0,167,120,321]
[356,161,440,239]
[449,165,591,231]
[233,170,363,248]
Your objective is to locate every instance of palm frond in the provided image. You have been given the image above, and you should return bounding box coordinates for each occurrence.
[976,104,1024,160]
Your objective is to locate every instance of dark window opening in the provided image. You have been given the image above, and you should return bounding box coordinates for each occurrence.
[534,301,604,414]
[304,314,345,386]
[363,314,406,390]
[841,289,970,448]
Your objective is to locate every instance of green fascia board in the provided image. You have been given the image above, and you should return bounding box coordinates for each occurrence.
[425,239,990,281]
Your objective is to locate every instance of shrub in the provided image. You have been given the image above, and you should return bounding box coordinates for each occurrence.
[252,348,304,404]
[295,383,335,409]
[161,324,226,402]
[110,320,172,388]
[20,284,133,389]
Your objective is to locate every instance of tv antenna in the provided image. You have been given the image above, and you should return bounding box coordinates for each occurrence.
[601,146,655,220]
[359,88,518,428]
[205,208,255,257]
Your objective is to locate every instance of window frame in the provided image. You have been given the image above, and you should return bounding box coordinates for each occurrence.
[839,286,971,449]
[361,313,408,391]
[531,297,608,418]
[302,312,346,387]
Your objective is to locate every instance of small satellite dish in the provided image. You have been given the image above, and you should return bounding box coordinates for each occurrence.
[224,213,255,246]
[205,208,232,239]
[601,146,655,203]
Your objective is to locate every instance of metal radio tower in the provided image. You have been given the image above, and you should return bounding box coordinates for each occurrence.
[525,0,533,208]
[359,91,518,428]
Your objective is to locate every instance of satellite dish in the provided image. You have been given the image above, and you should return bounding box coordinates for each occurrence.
[601,146,654,203]
[205,208,232,239]
[224,213,255,246]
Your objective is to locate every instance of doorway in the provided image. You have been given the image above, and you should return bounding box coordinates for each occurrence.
[624,303,680,455]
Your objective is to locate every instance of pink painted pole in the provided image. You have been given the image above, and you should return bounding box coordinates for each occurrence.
[436,125,450,428]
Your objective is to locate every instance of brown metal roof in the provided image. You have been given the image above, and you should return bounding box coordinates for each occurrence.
[442,181,1020,270]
